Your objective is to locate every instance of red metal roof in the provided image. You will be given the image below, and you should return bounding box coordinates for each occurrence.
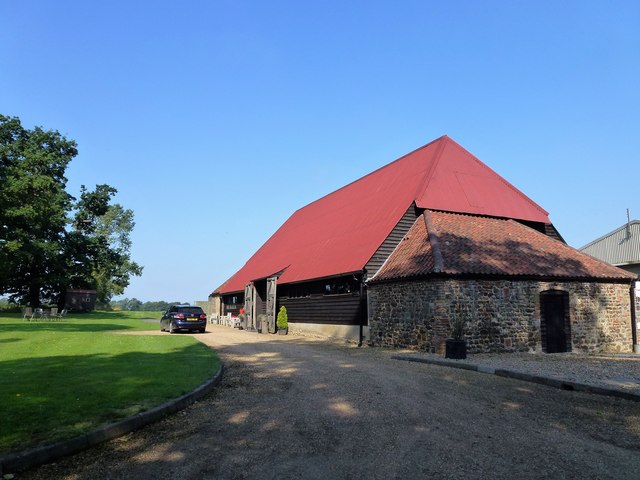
[372,211,637,282]
[215,136,553,294]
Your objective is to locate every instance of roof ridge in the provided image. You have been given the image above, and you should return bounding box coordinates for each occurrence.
[446,139,550,219]
[414,136,449,202]
[424,210,444,273]
[295,135,449,213]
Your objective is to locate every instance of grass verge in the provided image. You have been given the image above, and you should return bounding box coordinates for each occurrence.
[0,311,218,454]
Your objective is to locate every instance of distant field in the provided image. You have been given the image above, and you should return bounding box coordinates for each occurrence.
[0,311,219,454]
[83,310,164,320]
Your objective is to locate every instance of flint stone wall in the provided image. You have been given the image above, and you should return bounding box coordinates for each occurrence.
[368,278,633,354]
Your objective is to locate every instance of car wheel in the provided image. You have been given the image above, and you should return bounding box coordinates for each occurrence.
[199,328,205,333]
[169,322,175,334]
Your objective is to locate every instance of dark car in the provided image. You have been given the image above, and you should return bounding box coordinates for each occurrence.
[160,305,207,333]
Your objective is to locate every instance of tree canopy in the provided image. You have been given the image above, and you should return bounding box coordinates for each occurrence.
[0,114,142,307]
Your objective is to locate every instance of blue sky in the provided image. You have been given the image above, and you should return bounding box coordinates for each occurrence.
[1,1,638,302]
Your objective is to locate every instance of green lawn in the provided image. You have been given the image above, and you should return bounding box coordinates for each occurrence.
[0,311,219,454]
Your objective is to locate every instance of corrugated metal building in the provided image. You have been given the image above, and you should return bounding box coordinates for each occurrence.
[580,220,640,277]
[580,220,640,350]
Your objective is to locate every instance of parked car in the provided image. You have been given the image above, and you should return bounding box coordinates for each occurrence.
[160,305,207,334]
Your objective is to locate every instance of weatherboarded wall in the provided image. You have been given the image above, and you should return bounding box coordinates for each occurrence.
[368,278,633,354]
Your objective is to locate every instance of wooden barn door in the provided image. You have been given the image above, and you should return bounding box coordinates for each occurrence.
[266,276,277,334]
[541,291,570,353]
[244,283,255,331]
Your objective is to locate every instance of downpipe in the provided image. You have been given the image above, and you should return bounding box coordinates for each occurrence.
[632,281,638,352]
[358,271,366,347]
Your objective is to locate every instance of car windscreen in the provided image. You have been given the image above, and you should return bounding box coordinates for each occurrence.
[176,307,205,315]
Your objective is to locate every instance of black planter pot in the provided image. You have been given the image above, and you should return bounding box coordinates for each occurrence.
[278,328,288,335]
[445,339,467,359]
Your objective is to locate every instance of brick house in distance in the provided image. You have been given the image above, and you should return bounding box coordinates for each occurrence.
[212,136,638,353]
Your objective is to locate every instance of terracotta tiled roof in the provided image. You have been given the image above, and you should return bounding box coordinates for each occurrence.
[215,136,552,294]
[372,211,637,282]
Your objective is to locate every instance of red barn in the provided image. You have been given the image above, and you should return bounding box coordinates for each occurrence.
[212,136,637,353]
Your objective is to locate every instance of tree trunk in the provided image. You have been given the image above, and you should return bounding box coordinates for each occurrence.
[56,290,66,310]
[28,283,41,308]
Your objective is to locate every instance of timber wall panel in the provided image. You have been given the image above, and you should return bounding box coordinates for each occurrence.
[280,293,361,325]
[365,203,420,278]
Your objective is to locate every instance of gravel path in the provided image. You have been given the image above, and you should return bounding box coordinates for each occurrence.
[399,351,640,395]
[18,326,640,479]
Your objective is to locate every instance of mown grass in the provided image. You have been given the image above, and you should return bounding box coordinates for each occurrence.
[0,311,219,454]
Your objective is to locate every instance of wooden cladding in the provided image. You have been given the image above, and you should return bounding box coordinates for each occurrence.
[280,292,362,325]
[544,223,566,244]
[365,203,420,278]
[278,274,364,325]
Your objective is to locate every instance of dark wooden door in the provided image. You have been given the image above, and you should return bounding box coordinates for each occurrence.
[542,292,568,353]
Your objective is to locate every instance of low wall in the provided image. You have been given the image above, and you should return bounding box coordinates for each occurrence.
[368,278,633,354]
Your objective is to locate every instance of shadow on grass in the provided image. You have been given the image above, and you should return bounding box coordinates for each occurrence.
[0,342,219,455]
[0,323,146,333]
[0,317,161,333]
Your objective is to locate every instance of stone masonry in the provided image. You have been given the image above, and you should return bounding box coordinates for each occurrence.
[368,278,633,354]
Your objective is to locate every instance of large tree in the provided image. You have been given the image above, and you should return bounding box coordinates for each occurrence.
[69,185,142,306]
[0,114,142,307]
[0,114,76,306]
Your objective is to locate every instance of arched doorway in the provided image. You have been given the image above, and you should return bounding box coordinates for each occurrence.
[540,290,571,353]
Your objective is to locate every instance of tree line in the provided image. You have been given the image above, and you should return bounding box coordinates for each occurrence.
[110,298,187,312]
[0,114,142,307]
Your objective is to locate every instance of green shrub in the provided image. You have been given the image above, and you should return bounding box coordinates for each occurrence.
[276,306,288,330]
[449,309,468,341]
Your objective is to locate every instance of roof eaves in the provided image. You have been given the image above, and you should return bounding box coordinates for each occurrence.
[282,270,364,285]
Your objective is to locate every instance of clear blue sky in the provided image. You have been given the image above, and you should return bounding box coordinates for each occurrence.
[1,1,638,302]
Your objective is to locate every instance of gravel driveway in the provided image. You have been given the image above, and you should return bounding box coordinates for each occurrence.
[20,326,640,479]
